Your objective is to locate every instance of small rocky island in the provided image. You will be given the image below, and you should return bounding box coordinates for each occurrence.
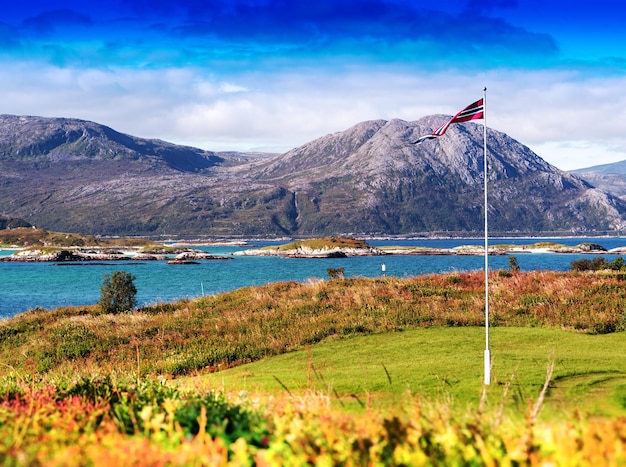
[233,238,618,258]
[1,227,621,262]
[0,247,231,263]
[233,237,383,258]
[0,227,230,262]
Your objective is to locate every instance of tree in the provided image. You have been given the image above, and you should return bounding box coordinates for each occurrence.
[610,256,626,271]
[570,257,609,272]
[99,270,137,313]
[508,256,520,272]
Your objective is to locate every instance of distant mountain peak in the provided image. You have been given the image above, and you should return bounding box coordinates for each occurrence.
[1,113,625,236]
[0,114,232,172]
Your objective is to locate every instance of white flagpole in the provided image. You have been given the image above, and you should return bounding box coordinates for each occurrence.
[483,86,491,385]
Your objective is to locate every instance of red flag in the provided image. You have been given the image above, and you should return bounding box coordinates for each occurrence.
[415,98,484,144]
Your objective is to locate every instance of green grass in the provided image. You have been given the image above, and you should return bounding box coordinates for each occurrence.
[185,327,626,418]
[2,270,626,464]
[3,270,626,419]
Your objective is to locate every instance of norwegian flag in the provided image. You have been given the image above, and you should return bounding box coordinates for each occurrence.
[415,98,484,144]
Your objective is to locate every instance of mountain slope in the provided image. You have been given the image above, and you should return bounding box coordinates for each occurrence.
[0,114,237,171]
[1,114,625,236]
[240,116,626,235]
[0,115,269,235]
[571,159,626,199]
[573,160,626,175]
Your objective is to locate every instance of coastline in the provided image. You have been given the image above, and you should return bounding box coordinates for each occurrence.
[2,239,624,317]
[231,243,616,258]
[1,238,624,262]
[0,246,231,262]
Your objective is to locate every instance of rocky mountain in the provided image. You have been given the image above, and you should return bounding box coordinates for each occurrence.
[241,116,626,235]
[571,160,626,199]
[1,113,625,237]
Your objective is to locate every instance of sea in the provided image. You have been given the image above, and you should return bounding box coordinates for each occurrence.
[1,237,626,319]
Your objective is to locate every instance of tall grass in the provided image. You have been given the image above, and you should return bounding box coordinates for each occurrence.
[1,270,626,464]
[1,374,625,465]
[1,271,625,380]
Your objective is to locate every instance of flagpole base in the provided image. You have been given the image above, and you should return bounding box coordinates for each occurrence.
[484,349,491,385]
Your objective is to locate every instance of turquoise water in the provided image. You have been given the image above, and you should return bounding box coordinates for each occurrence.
[1,238,625,318]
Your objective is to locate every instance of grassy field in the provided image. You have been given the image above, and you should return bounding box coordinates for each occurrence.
[185,326,626,417]
[2,270,626,464]
[3,270,626,380]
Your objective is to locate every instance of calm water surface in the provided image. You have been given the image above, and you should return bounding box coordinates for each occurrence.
[1,237,625,318]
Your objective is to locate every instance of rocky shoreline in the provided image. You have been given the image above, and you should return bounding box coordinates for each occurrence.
[233,242,617,258]
[0,247,231,263]
[232,245,384,258]
[0,241,620,262]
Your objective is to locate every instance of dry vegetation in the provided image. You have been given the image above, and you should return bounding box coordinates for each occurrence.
[2,270,625,380]
[0,227,157,248]
[265,236,371,251]
[2,269,626,464]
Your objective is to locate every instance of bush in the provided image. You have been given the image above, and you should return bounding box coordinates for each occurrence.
[62,377,270,447]
[607,257,625,271]
[508,255,520,271]
[570,257,608,272]
[327,267,345,280]
[570,256,625,272]
[99,270,137,314]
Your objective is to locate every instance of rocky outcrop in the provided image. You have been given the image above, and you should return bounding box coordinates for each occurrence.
[0,248,129,262]
[172,251,232,261]
[0,215,31,230]
[234,245,383,258]
[0,247,231,262]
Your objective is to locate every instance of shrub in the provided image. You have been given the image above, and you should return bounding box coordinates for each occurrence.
[62,377,270,446]
[508,255,520,271]
[99,270,137,314]
[447,275,461,284]
[327,267,345,280]
[610,256,626,271]
[570,257,609,271]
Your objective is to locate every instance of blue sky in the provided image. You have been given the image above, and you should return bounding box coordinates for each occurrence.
[1,1,625,170]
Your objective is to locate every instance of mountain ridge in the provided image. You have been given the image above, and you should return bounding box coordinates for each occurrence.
[1,113,625,236]
[570,159,626,200]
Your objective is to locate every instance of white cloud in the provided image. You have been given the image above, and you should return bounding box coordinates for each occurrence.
[218,82,248,93]
[1,62,625,171]
[527,141,626,171]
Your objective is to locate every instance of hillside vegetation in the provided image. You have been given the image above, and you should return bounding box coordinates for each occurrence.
[2,270,625,380]
[0,227,157,248]
[2,270,626,464]
[268,237,370,251]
